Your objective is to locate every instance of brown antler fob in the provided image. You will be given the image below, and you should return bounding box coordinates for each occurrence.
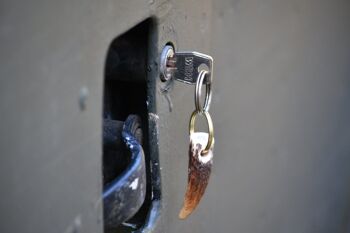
[179,131,214,219]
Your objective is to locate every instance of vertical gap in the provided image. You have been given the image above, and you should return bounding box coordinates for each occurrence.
[103,19,154,231]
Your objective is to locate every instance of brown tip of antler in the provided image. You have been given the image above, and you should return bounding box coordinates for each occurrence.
[179,207,192,219]
[179,132,214,219]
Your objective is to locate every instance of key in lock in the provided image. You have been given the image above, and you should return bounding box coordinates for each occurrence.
[160,45,213,85]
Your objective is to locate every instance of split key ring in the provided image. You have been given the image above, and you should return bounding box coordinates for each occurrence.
[195,70,212,112]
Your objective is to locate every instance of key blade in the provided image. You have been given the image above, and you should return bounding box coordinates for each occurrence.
[174,52,213,84]
[179,132,214,219]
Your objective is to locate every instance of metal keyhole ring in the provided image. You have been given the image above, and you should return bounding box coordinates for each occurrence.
[189,110,214,155]
[195,70,212,112]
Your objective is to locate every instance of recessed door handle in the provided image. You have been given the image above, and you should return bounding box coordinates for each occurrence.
[103,115,146,231]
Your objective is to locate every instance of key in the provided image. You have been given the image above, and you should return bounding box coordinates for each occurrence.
[172,51,213,84]
[160,46,213,85]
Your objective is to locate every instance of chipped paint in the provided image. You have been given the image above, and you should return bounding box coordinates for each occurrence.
[148,112,159,120]
[129,178,139,190]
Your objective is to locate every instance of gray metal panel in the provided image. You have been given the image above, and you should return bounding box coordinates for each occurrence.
[0,0,212,232]
[155,0,350,232]
[1,0,350,232]
[0,0,151,232]
[205,0,350,232]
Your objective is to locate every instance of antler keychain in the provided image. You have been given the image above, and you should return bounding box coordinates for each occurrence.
[179,70,214,219]
[160,46,214,219]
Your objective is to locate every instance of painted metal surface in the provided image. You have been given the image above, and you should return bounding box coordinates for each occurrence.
[207,1,350,232]
[1,0,350,233]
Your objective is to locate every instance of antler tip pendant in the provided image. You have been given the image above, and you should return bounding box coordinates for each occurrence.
[179,132,214,219]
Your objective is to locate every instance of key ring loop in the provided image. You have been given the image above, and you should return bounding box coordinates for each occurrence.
[189,110,214,155]
[195,70,212,112]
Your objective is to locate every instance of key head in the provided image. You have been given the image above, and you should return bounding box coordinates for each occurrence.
[174,51,213,85]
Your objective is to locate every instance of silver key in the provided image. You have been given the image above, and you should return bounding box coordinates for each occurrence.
[160,46,213,85]
[172,51,213,84]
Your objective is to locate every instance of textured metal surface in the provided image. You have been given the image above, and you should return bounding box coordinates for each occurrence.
[1,0,350,233]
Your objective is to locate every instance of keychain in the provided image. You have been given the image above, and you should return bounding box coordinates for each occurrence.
[160,46,215,219]
[179,70,214,219]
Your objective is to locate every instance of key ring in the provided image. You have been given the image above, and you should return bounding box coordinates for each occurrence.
[189,110,214,155]
[195,70,212,112]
